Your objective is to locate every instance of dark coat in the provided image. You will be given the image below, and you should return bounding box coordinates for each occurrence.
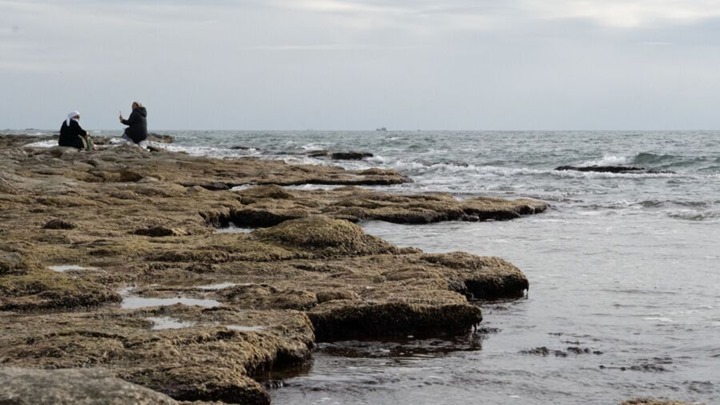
[58,119,88,150]
[121,107,148,143]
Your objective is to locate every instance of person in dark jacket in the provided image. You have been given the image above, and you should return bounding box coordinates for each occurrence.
[119,101,148,144]
[59,111,93,151]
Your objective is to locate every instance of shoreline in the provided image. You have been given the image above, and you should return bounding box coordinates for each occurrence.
[1,134,546,403]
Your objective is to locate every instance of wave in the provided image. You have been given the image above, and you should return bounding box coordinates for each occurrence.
[635,199,720,209]
[573,152,718,172]
[667,210,720,221]
[633,152,679,165]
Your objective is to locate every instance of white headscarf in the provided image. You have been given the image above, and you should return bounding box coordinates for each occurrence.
[66,111,80,126]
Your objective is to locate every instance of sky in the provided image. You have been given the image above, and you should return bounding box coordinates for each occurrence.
[2,0,720,131]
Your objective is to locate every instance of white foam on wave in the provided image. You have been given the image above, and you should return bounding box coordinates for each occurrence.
[390,159,433,172]
[301,143,328,151]
[396,161,552,178]
[581,155,631,166]
[163,144,260,159]
[552,169,675,179]
[475,165,547,176]
[643,316,674,323]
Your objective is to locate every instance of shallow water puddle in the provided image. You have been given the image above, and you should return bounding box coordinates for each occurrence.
[121,296,221,309]
[197,282,239,290]
[215,224,253,234]
[49,264,97,272]
[226,325,266,332]
[147,316,196,330]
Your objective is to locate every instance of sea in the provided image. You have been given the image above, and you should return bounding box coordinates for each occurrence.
[12,130,720,404]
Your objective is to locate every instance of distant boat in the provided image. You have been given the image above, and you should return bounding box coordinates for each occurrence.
[375,127,387,132]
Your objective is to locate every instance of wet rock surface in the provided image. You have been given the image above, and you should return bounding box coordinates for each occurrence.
[306,150,374,160]
[0,134,547,403]
[0,367,181,405]
[554,165,674,174]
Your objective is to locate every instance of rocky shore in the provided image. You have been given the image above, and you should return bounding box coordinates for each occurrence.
[0,134,551,403]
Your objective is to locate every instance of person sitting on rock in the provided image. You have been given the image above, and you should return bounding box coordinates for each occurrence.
[59,111,94,151]
[119,101,148,145]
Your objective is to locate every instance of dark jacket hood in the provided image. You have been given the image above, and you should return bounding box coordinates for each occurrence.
[135,107,147,117]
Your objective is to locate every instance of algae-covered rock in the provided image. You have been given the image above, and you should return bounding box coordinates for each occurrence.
[252,216,398,257]
[133,226,188,237]
[43,218,77,230]
[0,135,544,404]
[0,249,120,310]
[0,307,314,404]
[0,270,121,310]
[0,250,39,276]
[421,252,530,299]
[225,186,547,227]
[220,284,318,310]
[308,300,483,341]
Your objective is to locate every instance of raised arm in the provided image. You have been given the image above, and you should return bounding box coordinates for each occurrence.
[121,110,138,126]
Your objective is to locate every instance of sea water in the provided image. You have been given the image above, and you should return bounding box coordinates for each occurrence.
[13,130,720,403]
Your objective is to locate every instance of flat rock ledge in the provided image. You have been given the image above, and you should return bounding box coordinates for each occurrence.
[0,368,180,405]
[0,135,546,404]
[202,185,547,228]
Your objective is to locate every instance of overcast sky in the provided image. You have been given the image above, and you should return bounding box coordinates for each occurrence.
[2,0,720,130]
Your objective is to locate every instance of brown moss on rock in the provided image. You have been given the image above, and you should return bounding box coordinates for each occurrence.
[43,218,77,230]
[122,366,270,405]
[251,216,398,257]
[134,226,188,237]
[0,307,314,404]
[0,269,121,311]
[421,252,530,299]
[222,186,547,227]
[308,301,483,341]
[239,185,295,200]
[0,135,543,403]
[461,196,547,220]
[220,284,318,310]
[226,208,304,228]
[0,250,40,276]
[315,289,360,303]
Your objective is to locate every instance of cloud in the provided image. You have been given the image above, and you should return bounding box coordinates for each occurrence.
[521,0,720,28]
[1,0,720,129]
[272,0,720,30]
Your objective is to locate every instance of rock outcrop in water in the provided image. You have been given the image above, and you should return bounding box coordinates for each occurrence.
[0,134,547,404]
[554,165,674,174]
